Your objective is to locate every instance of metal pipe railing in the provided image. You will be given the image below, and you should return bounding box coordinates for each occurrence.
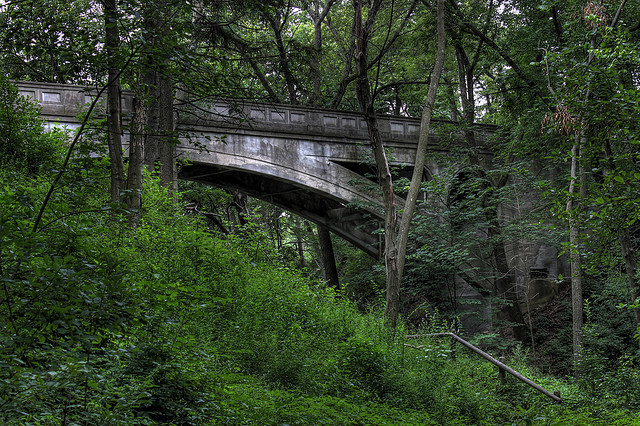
[406,333,562,403]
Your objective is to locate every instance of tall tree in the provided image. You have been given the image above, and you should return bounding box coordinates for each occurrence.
[397,0,446,288]
[126,82,146,223]
[103,0,126,204]
[539,0,640,363]
[444,0,529,340]
[354,0,400,326]
[354,0,443,327]
[140,0,181,191]
[306,0,336,105]
[304,0,341,288]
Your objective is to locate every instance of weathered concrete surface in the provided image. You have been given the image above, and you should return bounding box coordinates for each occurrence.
[17,80,495,257]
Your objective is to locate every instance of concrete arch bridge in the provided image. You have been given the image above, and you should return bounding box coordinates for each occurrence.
[18,80,497,260]
[17,80,573,330]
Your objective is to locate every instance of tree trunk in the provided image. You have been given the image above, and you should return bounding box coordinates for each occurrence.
[308,0,335,105]
[249,59,281,103]
[567,140,584,368]
[104,0,125,204]
[263,11,298,104]
[143,71,160,171]
[306,1,341,286]
[450,11,527,340]
[487,216,528,341]
[294,218,307,270]
[330,49,355,109]
[354,0,400,328]
[310,6,322,106]
[142,5,160,172]
[126,90,145,226]
[397,0,446,279]
[158,71,177,191]
[329,16,356,109]
[232,190,248,228]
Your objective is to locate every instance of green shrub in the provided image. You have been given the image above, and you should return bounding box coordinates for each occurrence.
[121,343,206,424]
[0,77,63,175]
[338,337,391,398]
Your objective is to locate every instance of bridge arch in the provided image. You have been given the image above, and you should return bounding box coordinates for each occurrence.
[178,150,384,258]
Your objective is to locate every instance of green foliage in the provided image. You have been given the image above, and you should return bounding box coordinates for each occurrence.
[121,343,204,424]
[0,184,142,423]
[576,298,640,408]
[209,378,440,425]
[340,249,385,311]
[0,77,63,175]
[1,136,639,423]
[0,0,101,82]
[338,337,391,398]
[498,346,640,425]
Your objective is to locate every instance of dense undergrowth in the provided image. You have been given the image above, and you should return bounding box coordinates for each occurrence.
[1,172,639,425]
[1,80,640,424]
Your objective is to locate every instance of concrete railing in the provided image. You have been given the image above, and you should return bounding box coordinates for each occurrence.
[15,80,496,148]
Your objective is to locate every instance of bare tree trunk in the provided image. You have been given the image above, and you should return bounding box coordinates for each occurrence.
[262,9,298,104]
[143,71,160,171]
[274,216,283,252]
[295,219,306,271]
[397,0,446,279]
[567,140,584,368]
[307,0,336,105]
[249,59,282,103]
[142,5,160,172]
[141,3,176,187]
[104,0,125,203]
[310,3,322,106]
[450,10,527,339]
[305,1,341,287]
[126,90,145,226]
[488,216,528,341]
[232,190,248,228]
[330,48,355,109]
[354,0,399,327]
[158,71,177,192]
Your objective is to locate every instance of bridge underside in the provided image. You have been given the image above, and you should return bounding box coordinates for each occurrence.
[173,114,427,259]
[179,162,383,258]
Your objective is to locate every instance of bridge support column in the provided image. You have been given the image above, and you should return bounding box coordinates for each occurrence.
[318,225,340,291]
